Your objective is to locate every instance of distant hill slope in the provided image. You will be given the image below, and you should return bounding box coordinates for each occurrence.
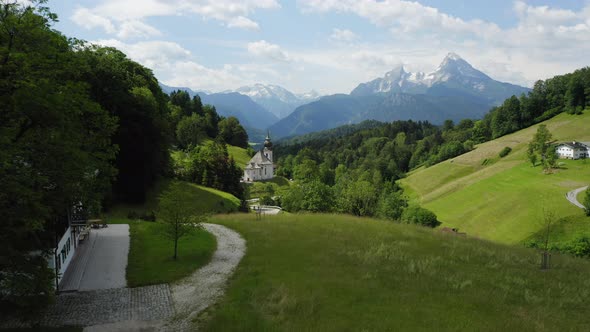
[270,92,491,138]
[108,178,241,217]
[159,83,279,130]
[269,94,382,138]
[234,83,320,119]
[197,92,279,130]
[400,111,590,244]
[276,120,384,146]
[227,145,251,169]
[270,53,528,138]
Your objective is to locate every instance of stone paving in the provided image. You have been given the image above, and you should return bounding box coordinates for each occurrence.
[1,224,245,330]
[2,284,174,328]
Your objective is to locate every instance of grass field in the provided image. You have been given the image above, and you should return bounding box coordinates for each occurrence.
[401,111,590,244]
[201,214,590,331]
[227,145,252,169]
[105,178,238,287]
[124,220,216,287]
[107,178,241,218]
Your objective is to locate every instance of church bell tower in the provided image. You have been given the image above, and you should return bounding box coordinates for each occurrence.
[263,131,273,162]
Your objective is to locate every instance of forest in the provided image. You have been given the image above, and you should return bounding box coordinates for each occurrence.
[0,1,247,312]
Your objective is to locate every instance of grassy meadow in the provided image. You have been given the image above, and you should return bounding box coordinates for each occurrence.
[125,220,216,287]
[227,145,252,169]
[402,111,590,244]
[247,176,291,199]
[201,214,590,331]
[105,178,240,287]
[107,178,241,218]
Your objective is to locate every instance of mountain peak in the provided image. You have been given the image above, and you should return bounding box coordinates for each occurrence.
[444,52,463,61]
[434,52,489,81]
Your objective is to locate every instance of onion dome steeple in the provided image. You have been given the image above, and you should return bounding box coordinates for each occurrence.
[264,130,273,149]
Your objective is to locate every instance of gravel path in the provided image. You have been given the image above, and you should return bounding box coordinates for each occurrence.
[163,223,246,331]
[566,186,588,209]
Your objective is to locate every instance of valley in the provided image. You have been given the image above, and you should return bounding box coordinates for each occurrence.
[3,1,590,331]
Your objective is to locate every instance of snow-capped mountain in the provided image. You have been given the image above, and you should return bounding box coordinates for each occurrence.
[297,89,322,101]
[270,53,530,138]
[234,84,321,118]
[351,52,528,105]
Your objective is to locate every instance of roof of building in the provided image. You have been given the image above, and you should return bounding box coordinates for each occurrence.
[245,150,273,169]
[557,141,589,150]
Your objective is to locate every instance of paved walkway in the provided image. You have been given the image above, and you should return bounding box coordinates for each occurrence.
[2,285,174,329]
[2,223,245,331]
[60,224,129,291]
[566,186,588,209]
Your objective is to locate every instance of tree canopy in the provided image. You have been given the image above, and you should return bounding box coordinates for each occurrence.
[0,1,117,311]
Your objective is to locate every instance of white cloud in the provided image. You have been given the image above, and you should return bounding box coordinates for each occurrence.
[227,16,259,30]
[91,39,248,92]
[247,40,291,62]
[72,0,280,38]
[117,20,162,39]
[330,28,358,42]
[72,8,116,34]
[295,0,590,90]
[299,0,500,38]
[514,1,579,26]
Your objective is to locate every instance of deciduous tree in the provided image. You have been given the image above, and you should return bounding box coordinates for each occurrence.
[158,182,207,260]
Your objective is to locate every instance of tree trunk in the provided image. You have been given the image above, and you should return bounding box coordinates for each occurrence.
[174,238,178,260]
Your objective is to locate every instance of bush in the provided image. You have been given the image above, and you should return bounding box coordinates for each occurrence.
[260,195,275,206]
[400,206,441,228]
[140,211,156,222]
[127,211,139,220]
[499,146,512,158]
[561,236,590,257]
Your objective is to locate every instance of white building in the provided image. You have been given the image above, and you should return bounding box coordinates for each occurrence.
[555,141,589,159]
[47,204,88,291]
[243,133,274,182]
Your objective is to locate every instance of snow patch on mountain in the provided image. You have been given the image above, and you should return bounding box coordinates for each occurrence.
[351,52,526,99]
[234,84,321,118]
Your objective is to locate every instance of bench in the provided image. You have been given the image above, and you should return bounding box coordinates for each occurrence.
[89,219,108,228]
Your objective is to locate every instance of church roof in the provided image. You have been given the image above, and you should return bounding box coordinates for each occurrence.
[245,150,272,169]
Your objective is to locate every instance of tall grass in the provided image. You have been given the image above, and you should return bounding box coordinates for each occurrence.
[201,214,590,331]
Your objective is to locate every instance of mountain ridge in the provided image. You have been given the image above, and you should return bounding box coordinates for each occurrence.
[270,53,530,138]
[233,83,321,119]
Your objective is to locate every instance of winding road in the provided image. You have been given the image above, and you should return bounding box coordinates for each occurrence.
[566,186,588,209]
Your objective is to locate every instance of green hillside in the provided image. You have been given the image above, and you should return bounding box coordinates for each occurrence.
[401,111,590,244]
[108,178,241,218]
[247,176,291,199]
[203,214,590,331]
[227,145,251,169]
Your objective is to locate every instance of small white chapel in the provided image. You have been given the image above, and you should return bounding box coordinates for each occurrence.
[243,132,274,182]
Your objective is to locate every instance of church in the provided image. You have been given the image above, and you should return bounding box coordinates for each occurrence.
[243,132,274,182]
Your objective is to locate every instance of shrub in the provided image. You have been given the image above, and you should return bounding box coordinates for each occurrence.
[260,195,275,206]
[140,211,156,222]
[127,211,139,220]
[499,146,512,158]
[400,206,441,228]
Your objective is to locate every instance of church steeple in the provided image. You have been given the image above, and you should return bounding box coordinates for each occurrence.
[263,130,273,162]
[264,130,273,149]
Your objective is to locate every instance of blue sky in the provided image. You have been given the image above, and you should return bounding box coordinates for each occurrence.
[46,0,590,94]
